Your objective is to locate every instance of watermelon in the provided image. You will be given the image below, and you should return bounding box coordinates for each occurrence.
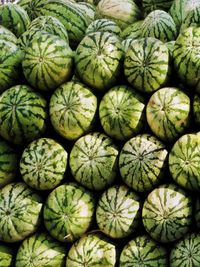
[122,38,135,53]
[0,182,43,243]
[75,31,124,91]
[0,25,17,44]
[43,182,95,243]
[95,0,141,30]
[22,33,73,92]
[85,18,121,36]
[49,81,97,140]
[66,233,117,267]
[20,138,68,190]
[15,232,66,267]
[0,84,47,145]
[181,5,200,31]
[69,132,119,191]
[146,87,191,143]
[142,0,174,15]
[166,40,175,58]
[119,134,168,193]
[169,133,200,191]
[77,2,95,24]
[96,184,141,239]
[124,37,170,93]
[193,94,200,127]
[99,85,146,141]
[141,10,177,42]
[0,3,30,37]
[120,20,143,40]
[195,198,200,229]
[0,244,13,267]
[142,183,193,243]
[170,233,200,267]
[119,235,167,267]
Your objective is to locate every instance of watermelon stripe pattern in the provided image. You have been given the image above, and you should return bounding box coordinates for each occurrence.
[181,6,200,31]
[86,18,121,36]
[142,184,193,243]
[96,185,141,239]
[0,25,17,44]
[121,20,143,40]
[142,0,174,15]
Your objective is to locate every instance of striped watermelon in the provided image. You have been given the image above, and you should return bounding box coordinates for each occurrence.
[124,37,170,93]
[122,38,134,53]
[0,139,18,189]
[0,85,47,145]
[22,33,73,91]
[69,132,119,191]
[75,31,124,92]
[169,133,200,191]
[170,233,200,267]
[146,87,191,143]
[66,233,117,267]
[120,20,143,40]
[99,85,146,141]
[0,182,43,243]
[96,184,141,239]
[0,244,13,267]
[49,81,97,140]
[142,0,174,15]
[142,183,193,243]
[85,18,121,36]
[141,10,177,42]
[0,25,17,44]
[0,40,23,93]
[15,232,66,267]
[181,6,200,31]
[77,2,95,24]
[95,0,141,30]
[195,198,200,229]
[43,182,95,243]
[0,3,30,37]
[119,134,168,193]
[120,235,167,267]
[20,138,68,190]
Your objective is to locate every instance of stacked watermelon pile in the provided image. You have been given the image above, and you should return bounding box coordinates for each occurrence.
[1,0,200,266]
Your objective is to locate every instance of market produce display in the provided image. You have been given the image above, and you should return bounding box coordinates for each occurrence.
[0,0,200,266]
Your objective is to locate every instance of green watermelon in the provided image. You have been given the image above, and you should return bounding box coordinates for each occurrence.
[146,87,191,143]
[120,20,143,40]
[77,2,95,24]
[170,233,200,267]
[193,94,200,127]
[49,81,97,140]
[195,198,200,229]
[20,138,68,190]
[0,25,17,44]
[0,182,43,243]
[142,183,193,243]
[66,233,117,267]
[166,40,175,58]
[85,18,121,36]
[75,31,124,91]
[0,244,13,267]
[15,232,66,267]
[181,5,200,31]
[122,38,134,53]
[96,184,141,239]
[0,3,30,37]
[69,132,119,191]
[119,235,167,267]
[119,134,168,193]
[124,37,170,93]
[22,33,73,91]
[0,84,47,145]
[43,182,95,243]
[142,0,174,15]
[169,133,200,191]
[99,85,146,141]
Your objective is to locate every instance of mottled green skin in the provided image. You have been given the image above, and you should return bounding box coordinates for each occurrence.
[22,33,73,91]
[122,38,134,53]
[0,3,30,37]
[120,235,167,267]
[0,140,18,189]
[193,94,200,127]
[0,25,17,44]
[96,185,141,239]
[0,40,23,93]
[99,85,145,141]
[142,184,192,243]
[20,138,68,190]
[173,27,200,93]
[86,18,121,36]
[124,37,170,93]
[195,198,200,229]
[141,10,177,42]
[15,232,66,267]
[170,233,200,267]
[121,20,143,40]
[146,87,191,142]
[66,233,117,267]
[69,132,119,191]
[142,0,173,15]
[169,133,200,191]
[49,81,97,140]
[96,0,141,30]
[0,244,13,267]
[0,182,43,243]
[77,2,95,24]
[75,31,124,91]
[0,85,47,145]
[119,134,168,193]
[43,183,95,243]
[181,6,200,31]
